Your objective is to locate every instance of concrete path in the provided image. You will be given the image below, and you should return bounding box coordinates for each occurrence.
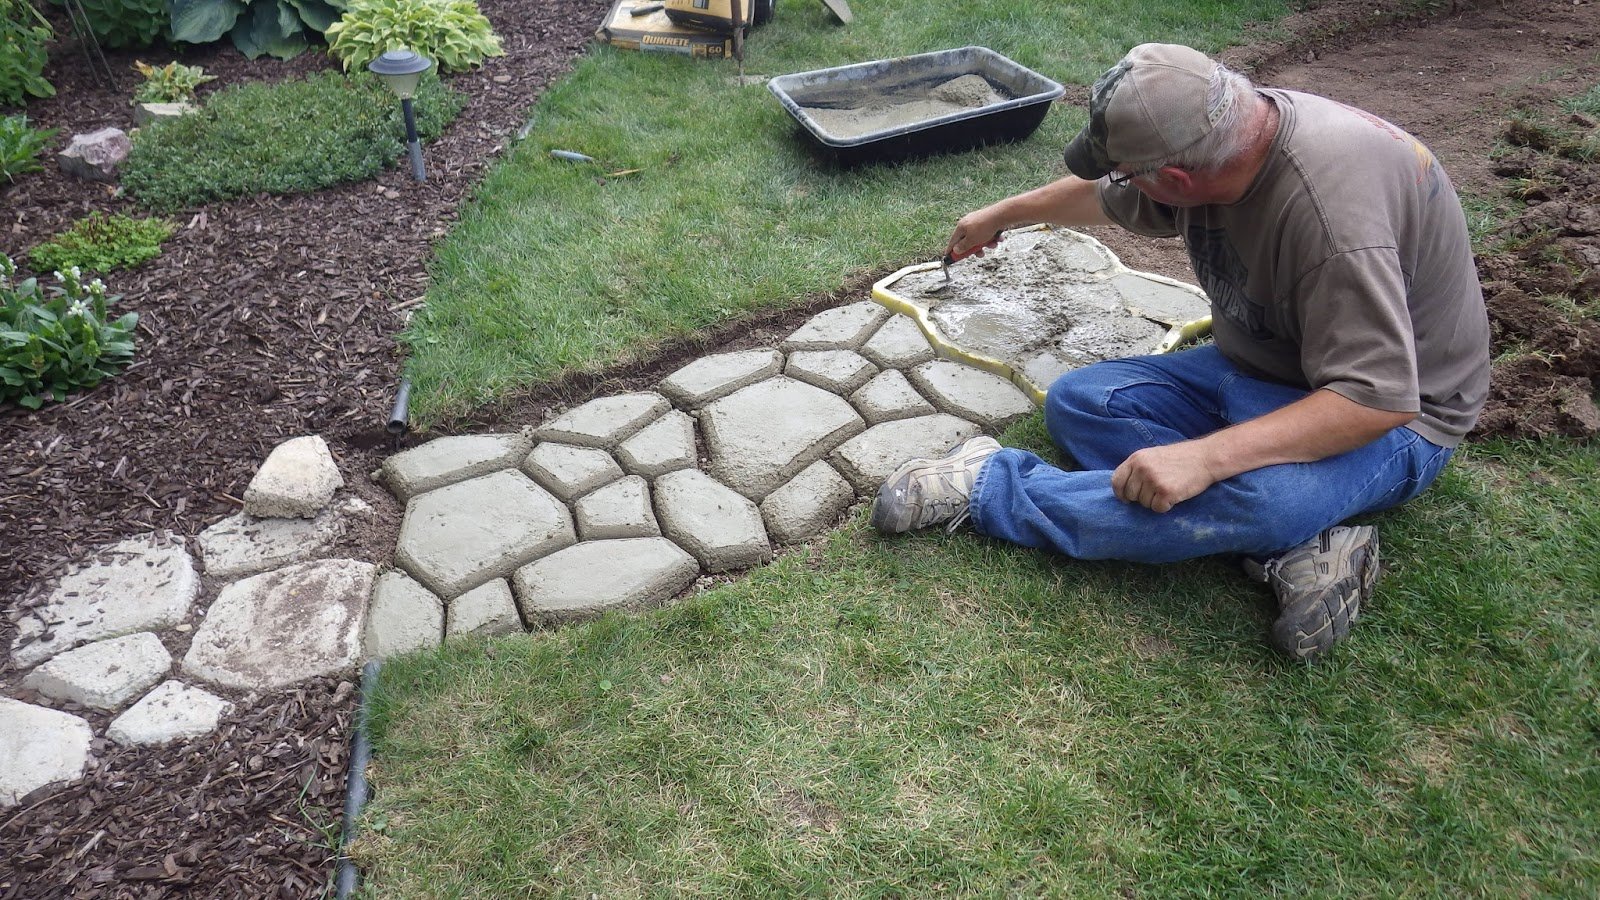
[1,230,1192,806]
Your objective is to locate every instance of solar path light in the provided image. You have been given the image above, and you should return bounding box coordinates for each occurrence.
[368,49,433,182]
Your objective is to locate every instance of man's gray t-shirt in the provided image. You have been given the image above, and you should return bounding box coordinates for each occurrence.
[1100,88,1490,447]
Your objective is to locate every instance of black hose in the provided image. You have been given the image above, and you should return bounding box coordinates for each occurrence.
[335,660,381,899]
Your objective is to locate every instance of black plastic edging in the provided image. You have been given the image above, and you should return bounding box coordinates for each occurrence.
[335,659,381,899]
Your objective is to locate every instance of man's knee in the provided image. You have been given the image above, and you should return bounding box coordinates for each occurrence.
[1046,361,1134,423]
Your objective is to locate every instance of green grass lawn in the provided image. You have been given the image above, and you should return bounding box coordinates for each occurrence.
[357,436,1600,896]
[359,0,1600,894]
[400,0,1294,424]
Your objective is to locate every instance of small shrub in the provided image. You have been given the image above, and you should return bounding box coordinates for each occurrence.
[71,0,168,48]
[122,71,463,211]
[0,0,54,106]
[0,114,56,183]
[327,0,504,73]
[133,60,217,104]
[29,213,176,274]
[0,256,138,410]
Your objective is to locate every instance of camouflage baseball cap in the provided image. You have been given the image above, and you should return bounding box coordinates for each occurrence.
[1062,43,1234,180]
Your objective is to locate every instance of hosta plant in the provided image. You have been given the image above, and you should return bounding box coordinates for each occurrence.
[326,0,504,73]
[170,0,348,60]
[0,257,139,410]
[69,0,168,48]
[133,60,217,104]
[0,114,57,183]
[1,0,54,105]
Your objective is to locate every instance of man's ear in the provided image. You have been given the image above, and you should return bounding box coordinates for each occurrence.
[1157,166,1193,191]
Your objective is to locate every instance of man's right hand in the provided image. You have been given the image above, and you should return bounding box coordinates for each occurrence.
[947,210,1007,261]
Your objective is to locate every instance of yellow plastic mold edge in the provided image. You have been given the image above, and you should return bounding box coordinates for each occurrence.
[870,225,1212,407]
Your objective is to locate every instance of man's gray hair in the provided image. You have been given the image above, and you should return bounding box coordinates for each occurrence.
[1156,64,1260,173]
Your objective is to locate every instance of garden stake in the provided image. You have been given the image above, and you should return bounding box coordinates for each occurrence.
[387,377,412,450]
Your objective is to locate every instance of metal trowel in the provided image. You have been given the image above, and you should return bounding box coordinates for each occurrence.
[929,239,989,293]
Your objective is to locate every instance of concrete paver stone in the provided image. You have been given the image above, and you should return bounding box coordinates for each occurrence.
[243,434,344,518]
[446,578,522,637]
[107,681,232,747]
[381,430,534,502]
[576,475,660,540]
[760,461,856,544]
[658,349,783,407]
[850,369,937,425]
[395,470,575,598]
[785,349,878,395]
[781,300,891,351]
[182,559,375,691]
[198,505,345,580]
[11,533,199,669]
[616,410,697,477]
[20,633,171,711]
[700,377,864,501]
[907,359,1036,429]
[860,314,936,369]
[830,414,983,492]
[513,538,698,625]
[522,442,624,502]
[653,469,772,572]
[0,698,92,807]
[364,571,444,659]
[533,392,670,449]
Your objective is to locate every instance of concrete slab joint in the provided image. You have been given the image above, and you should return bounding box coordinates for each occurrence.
[785,349,878,395]
[616,410,697,477]
[522,442,624,501]
[658,349,783,407]
[364,570,445,659]
[447,579,521,637]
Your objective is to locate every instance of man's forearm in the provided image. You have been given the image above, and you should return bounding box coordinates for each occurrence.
[990,176,1114,230]
[1198,388,1417,482]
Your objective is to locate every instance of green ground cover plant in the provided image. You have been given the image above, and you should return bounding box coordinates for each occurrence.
[121,70,462,211]
[0,257,138,409]
[0,114,55,183]
[1,0,54,105]
[28,213,176,275]
[327,0,504,73]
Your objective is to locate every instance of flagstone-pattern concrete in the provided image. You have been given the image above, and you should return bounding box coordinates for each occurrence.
[780,300,890,351]
[11,533,200,669]
[759,461,856,544]
[198,503,351,579]
[106,681,232,747]
[20,633,172,711]
[533,392,670,448]
[657,349,782,407]
[0,698,92,807]
[576,475,659,540]
[655,470,773,572]
[786,349,878,395]
[831,414,985,493]
[514,538,698,626]
[183,560,375,691]
[244,435,344,518]
[395,470,575,598]
[860,314,936,369]
[617,410,697,477]
[851,369,937,425]
[907,360,1035,430]
[364,571,445,659]
[446,578,521,637]
[522,442,624,501]
[381,431,534,501]
[701,378,865,501]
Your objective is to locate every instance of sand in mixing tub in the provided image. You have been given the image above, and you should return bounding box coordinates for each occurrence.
[801,74,1009,139]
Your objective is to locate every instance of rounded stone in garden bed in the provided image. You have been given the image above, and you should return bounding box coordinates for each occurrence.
[106,681,233,747]
[0,698,92,808]
[243,434,344,519]
[20,633,172,711]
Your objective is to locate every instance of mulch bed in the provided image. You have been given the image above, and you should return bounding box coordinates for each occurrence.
[1,0,1597,895]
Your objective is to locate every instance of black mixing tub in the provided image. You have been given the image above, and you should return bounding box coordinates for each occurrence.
[767,46,1065,166]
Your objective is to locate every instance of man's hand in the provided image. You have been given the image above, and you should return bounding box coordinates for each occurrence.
[1111,441,1221,513]
[947,212,1005,261]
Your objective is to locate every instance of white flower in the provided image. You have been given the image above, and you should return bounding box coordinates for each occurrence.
[67,299,90,318]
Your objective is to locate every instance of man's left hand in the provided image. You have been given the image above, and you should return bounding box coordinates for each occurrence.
[1110,441,1221,513]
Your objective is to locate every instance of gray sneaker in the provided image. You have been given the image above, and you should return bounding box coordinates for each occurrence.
[870,436,1002,534]
[1246,525,1380,663]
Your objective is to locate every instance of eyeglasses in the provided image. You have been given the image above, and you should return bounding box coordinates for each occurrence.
[1106,169,1143,186]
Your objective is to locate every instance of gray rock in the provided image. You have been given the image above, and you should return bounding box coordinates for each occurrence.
[198,505,344,579]
[381,431,534,502]
[781,300,891,351]
[364,571,444,659]
[533,392,670,448]
[760,461,856,544]
[616,409,696,477]
[653,469,771,572]
[575,475,659,540]
[830,414,982,492]
[446,579,521,637]
[785,349,878,395]
[0,699,92,807]
[106,681,232,747]
[244,435,344,518]
[907,360,1036,429]
[700,377,864,501]
[134,101,197,127]
[20,633,171,711]
[58,127,130,182]
[394,470,575,598]
[11,533,199,669]
[860,314,936,369]
[182,559,375,691]
[849,369,936,425]
[522,442,624,501]
[658,349,783,407]
[513,538,698,626]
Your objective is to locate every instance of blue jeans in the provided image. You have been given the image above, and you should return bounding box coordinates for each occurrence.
[968,345,1454,563]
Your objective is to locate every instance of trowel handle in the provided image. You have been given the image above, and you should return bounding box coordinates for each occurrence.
[943,234,996,266]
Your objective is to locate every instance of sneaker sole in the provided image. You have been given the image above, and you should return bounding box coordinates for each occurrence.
[1272,528,1379,662]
